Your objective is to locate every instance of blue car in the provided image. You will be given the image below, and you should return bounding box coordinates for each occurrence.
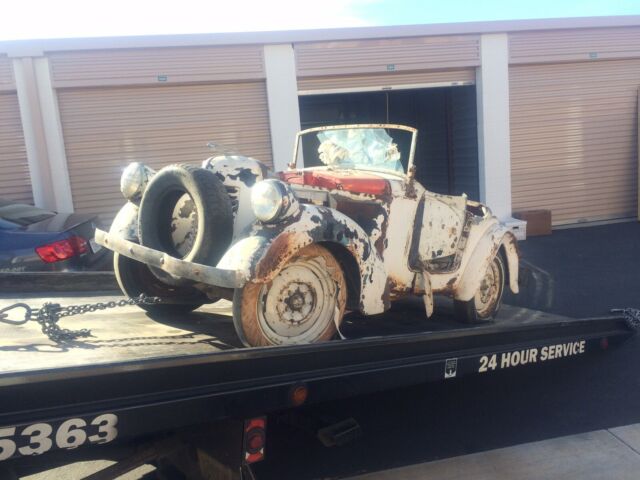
[0,199,111,272]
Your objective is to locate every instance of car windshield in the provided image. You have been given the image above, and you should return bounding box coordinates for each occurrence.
[297,126,414,175]
[0,199,56,227]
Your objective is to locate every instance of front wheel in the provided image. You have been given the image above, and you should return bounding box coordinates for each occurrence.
[454,253,505,324]
[114,253,206,315]
[232,244,347,347]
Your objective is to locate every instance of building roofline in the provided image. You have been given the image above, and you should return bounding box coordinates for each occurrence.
[2,15,640,56]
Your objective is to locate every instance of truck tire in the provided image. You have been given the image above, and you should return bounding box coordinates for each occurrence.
[232,244,347,347]
[454,253,505,324]
[138,163,233,266]
[114,252,206,315]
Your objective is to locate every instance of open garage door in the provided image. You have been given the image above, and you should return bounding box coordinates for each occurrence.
[299,85,479,199]
[510,59,640,225]
[58,82,272,222]
[0,92,31,204]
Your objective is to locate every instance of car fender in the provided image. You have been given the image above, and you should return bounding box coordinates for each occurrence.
[108,201,139,241]
[454,224,519,302]
[217,204,388,315]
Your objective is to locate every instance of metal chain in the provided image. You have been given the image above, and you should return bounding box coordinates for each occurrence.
[0,294,161,343]
[611,308,640,332]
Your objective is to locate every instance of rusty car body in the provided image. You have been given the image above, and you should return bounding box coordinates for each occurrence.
[96,124,519,347]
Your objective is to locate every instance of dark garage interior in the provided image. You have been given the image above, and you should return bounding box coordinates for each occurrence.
[299,85,480,200]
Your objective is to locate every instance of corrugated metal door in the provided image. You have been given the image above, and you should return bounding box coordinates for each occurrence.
[298,70,476,93]
[296,35,478,94]
[510,59,640,225]
[0,92,31,204]
[295,35,480,78]
[58,82,272,222]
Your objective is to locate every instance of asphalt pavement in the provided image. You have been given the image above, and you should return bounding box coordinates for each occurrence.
[253,221,640,479]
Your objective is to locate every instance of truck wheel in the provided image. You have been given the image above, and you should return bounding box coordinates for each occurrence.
[454,253,505,324]
[232,244,347,347]
[114,252,206,315]
[138,163,233,267]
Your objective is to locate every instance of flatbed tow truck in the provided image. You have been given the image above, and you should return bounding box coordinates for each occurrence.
[0,291,636,479]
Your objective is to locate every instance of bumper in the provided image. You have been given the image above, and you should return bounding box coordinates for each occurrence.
[94,229,245,288]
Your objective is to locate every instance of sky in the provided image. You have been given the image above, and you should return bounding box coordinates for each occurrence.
[0,0,639,41]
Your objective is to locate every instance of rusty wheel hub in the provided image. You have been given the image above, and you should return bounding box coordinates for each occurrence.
[257,256,337,344]
[280,282,316,324]
[474,257,503,318]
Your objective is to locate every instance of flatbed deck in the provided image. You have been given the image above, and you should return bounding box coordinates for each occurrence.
[0,292,634,477]
[0,294,588,374]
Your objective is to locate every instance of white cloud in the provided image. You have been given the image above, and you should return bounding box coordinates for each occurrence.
[0,0,380,41]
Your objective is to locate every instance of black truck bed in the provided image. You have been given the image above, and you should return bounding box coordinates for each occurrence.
[0,294,601,374]
[0,293,634,471]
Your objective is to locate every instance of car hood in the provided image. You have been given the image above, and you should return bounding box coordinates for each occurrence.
[22,212,99,233]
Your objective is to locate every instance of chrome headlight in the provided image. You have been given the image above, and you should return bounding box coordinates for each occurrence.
[120,162,155,202]
[251,180,286,222]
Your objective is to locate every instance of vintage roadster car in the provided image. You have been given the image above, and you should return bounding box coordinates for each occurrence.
[95,124,519,347]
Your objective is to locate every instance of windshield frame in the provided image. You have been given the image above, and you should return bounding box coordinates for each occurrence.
[293,124,418,179]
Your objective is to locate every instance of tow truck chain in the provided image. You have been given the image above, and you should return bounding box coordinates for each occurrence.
[612,308,640,332]
[0,294,162,343]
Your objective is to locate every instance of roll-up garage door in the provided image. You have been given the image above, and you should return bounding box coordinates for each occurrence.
[510,59,640,225]
[58,82,272,222]
[0,92,32,204]
[298,69,476,94]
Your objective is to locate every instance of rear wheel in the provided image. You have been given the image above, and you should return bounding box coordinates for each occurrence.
[233,244,347,347]
[114,253,206,315]
[454,253,505,324]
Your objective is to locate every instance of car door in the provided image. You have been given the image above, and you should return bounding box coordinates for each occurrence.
[415,191,467,269]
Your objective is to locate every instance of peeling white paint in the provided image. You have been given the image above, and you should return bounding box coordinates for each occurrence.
[103,123,519,344]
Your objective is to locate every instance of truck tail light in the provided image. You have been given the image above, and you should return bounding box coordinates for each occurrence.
[243,417,266,464]
[35,236,88,263]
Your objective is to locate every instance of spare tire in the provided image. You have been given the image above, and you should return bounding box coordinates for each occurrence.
[139,164,233,268]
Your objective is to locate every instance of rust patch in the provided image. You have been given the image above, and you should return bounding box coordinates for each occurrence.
[254,231,296,280]
[388,275,411,300]
[439,276,458,296]
[334,198,389,257]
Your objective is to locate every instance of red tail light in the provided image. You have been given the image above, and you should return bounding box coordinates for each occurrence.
[243,417,266,464]
[35,236,88,263]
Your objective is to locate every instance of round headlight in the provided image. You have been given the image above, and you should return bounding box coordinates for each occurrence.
[251,180,286,223]
[120,162,154,202]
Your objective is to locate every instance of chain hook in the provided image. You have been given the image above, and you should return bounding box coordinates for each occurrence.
[0,303,32,325]
[1,294,162,343]
[139,294,162,305]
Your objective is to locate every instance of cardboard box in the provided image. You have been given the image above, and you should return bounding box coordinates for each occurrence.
[513,210,552,236]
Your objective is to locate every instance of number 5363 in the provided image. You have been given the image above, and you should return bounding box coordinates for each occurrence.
[0,413,118,461]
